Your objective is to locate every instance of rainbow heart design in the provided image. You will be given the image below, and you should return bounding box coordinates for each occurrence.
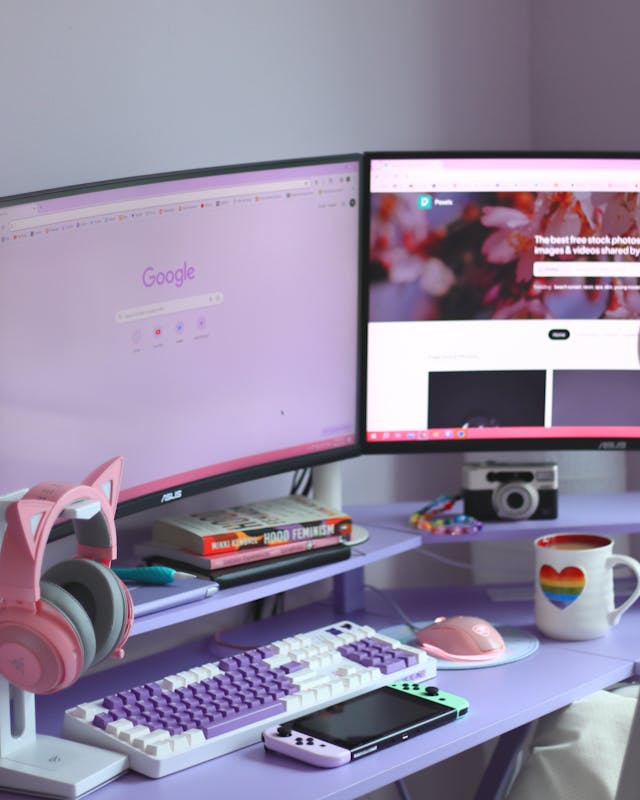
[539,564,586,609]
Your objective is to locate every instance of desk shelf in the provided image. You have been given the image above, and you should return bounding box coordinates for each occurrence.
[130,524,420,637]
[348,491,640,545]
[130,491,640,636]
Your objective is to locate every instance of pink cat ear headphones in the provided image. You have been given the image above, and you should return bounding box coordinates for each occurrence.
[0,457,134,695]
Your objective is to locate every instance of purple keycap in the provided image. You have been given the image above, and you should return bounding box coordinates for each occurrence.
[92,647,310,743]
[278,661,305,674]
[198,700,286,739]
[380,658,406,674]
[370,638,393,649]
[93,712,117,730]
[102,694,124,710]
[397,649,418,667]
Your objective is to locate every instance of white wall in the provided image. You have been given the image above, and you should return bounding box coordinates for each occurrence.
[0,0,532,511]
[530,0,640,153]
[1,0,531,197]
[529,0,640,493]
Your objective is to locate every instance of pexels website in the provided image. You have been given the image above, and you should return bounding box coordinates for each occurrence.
[366,157,640,441]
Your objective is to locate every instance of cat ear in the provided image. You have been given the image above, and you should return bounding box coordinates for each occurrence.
[0,497,56,602]
[3,497,53,560]
[83,457,124,510]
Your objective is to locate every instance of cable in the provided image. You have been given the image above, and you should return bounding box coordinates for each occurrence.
[364,584,420,633]
[290,467,312,496]
[395,779,413,800]
[416,545,533,579]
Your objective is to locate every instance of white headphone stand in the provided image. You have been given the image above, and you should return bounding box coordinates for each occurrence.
[0,677,128,798]
[0,492,130,797]
[0,490,128,796]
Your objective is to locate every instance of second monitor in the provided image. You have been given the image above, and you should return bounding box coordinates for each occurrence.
[363,151,640,453]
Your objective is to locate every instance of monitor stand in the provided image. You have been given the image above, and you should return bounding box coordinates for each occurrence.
[312,461,368,542]
[312,461,369,615]
[312,462,343,509]
[0,678,128,798]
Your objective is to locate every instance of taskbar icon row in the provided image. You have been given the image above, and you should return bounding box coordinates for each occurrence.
[367,429,468,442]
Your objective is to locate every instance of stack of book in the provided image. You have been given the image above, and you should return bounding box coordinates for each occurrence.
[135,495,353,587]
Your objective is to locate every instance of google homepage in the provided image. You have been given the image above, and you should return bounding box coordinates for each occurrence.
[366,157,640,443]
[0,162,360,498]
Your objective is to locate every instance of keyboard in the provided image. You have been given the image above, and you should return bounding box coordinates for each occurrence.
[63,620,435,778]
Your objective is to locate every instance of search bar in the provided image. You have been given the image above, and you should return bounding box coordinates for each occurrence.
[115,291,223,324]
[534,261,640,278]
[10,179,311,232]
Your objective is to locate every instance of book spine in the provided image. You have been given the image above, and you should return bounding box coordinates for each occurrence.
[190,535,342,568]
[153,516,352,555]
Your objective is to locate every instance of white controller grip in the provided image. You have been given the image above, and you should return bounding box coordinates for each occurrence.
[262,726,351,768]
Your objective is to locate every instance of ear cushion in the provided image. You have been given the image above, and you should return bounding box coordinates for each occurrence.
[43,559,129,665]
[39,579,97,671]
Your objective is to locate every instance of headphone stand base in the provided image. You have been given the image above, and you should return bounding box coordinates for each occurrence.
[0,679,128,798]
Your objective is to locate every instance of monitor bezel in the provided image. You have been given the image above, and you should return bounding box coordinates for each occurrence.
[1,153,365,530]
[359,150,640,454]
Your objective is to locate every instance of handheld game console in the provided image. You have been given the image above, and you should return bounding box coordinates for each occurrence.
[262,681,468,768]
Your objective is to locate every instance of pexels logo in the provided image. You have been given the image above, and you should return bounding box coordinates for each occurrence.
[143,261,195,289]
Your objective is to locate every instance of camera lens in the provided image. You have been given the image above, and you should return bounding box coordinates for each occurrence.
[492,482,539,520]
[505,491,525,510]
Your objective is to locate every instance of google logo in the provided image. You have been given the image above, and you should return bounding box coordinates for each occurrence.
[142,261,196,288]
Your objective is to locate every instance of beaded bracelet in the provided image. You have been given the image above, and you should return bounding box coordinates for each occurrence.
[409,494,483,536]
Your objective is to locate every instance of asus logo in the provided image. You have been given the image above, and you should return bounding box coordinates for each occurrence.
[160,489,183,503]
[597,441,627,451]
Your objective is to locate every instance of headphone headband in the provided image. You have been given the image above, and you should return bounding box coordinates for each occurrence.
[0,457,123,607]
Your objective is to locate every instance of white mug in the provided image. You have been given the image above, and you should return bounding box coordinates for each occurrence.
[534,533,640,640]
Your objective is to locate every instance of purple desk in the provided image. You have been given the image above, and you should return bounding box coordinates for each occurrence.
[3,493,639,799]
[2,583,637,800]
[348,492,640,545]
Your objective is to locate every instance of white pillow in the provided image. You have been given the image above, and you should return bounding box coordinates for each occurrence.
[507,688,638,800]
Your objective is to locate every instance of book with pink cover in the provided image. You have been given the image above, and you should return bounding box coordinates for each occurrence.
[135,533,342,570]
[151,495,352,555]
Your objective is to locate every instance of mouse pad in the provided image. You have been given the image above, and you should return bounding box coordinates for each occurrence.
[380,621,539,669]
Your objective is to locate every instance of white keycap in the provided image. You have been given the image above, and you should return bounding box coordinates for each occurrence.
[139,729,170,749]
[69,702,101,721]
[120,724,150,745]
[169,733,191,753]
[160,674,186,690]
[143,739,173,758]
[106,718,134,736]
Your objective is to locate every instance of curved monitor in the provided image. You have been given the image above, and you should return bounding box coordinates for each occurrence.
[362,152,640,452]
[0,155,362,525]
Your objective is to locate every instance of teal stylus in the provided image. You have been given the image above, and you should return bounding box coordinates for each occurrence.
[113,565,176,584]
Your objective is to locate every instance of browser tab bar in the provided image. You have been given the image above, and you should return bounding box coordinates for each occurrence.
[9,179,312,232]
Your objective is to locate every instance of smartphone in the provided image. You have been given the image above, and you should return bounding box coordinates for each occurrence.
[262,681,468,768]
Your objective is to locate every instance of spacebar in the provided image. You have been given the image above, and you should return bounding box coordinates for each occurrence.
[201,700,287,738]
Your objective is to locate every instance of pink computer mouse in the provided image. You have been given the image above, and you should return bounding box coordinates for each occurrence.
[416,615,505,662]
